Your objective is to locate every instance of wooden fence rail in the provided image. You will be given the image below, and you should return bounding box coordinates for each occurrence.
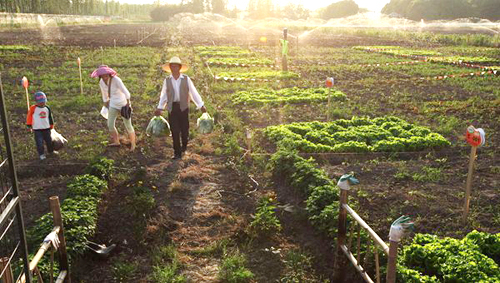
[0,196,71,283]
[334,176,402,283]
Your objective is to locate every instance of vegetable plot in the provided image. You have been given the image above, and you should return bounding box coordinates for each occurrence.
[232,87,346,105]
[265,116,450,153]
[354,46,498,65]
[206,57,274,66]
[215,70,299,80]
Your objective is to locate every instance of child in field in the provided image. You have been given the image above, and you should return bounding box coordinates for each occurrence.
[26,91,57,160]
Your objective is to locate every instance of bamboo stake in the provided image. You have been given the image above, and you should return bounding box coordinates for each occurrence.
[374,245,381,283]
[356,224,362,264]
[49,196,71,283]
[386,240,399,283]
[333,187,349,282]
[462,145,477,221]
[77,58,83,96]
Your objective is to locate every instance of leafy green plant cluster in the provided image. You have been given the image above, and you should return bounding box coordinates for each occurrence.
[26,158,114,265]
[398,231,500,282]
[216,70,299,80]
[232,87,346,105]
[127,186,156,219]
[264,116,450,153]
[269,150,340,238]
[218,251,254,283]
[248,197,282,237]
[66,174,107,199]
[206,57,274,66]
[279,250,318,283]
[84,156,115,180]
[111,256,138,282]
[148,245,186,283]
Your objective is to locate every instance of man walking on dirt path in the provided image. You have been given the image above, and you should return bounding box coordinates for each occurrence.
[154,56,207,160]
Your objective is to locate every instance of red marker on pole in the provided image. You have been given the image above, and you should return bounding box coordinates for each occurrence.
[22,76,29,110]
[463,125,486,222]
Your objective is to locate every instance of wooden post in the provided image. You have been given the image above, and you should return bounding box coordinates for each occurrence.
[0,257,14,283]
[282,28,288,72]
[386,240,399,283]
[49,196,71,283]
[100,46,104,65]
[77,58,83,96]
[327,88,331,122]
[462,145,477,221]
[333,188,349,282]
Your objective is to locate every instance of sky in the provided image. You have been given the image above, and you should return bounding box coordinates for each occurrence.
[117,0,391,12]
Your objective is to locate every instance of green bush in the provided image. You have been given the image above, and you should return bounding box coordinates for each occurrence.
[66,174,107,199]
[218,251,254,283]
[85,157,115,180]
[248,197,281,237]
[128,186,156,218]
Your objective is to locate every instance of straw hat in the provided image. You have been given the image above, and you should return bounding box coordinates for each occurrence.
[90,65,117,78]
[162,57,189,72]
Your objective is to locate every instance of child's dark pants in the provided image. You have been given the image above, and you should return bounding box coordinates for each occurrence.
[34,129,53,156]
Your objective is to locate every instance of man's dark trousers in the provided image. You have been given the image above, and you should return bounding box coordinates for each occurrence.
[168,102,189,156]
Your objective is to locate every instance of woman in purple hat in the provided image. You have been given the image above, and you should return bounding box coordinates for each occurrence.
[91,65,136,151]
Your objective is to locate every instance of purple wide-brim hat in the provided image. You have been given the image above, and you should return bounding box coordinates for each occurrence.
[90,65,117,78]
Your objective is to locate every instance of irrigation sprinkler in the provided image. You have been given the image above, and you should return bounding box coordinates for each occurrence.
[281,28,288,72]
[77,57,83,95]
[462,125,486,222]
[21,76,29,110]
[325,77,334,122]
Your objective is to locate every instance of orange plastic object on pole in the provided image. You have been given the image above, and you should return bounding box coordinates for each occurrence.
[22,76,30,110]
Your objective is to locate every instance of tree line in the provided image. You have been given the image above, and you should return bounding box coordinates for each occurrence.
[382,0,500,21]
[1,0,498,21]
[0,0,155,18]
[150,0,361,21]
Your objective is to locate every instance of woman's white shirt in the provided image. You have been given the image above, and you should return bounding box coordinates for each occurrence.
[100,76,131,109]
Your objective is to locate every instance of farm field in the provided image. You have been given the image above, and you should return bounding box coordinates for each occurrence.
[1,21,499,282]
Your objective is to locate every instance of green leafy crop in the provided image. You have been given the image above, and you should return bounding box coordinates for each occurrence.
[232,87,346,105]
[265,116,450,153]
